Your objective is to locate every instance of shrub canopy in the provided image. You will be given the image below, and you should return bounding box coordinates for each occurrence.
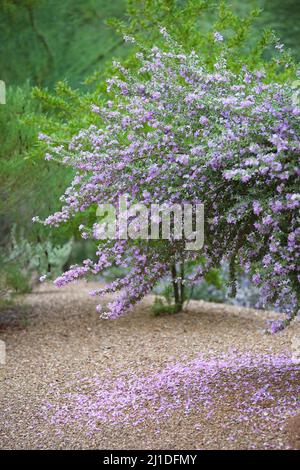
[36,31,300,320]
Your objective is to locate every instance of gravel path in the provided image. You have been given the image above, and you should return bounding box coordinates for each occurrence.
[0,281,299,449]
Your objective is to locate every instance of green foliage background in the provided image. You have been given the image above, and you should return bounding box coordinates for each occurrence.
[0,0,127,87]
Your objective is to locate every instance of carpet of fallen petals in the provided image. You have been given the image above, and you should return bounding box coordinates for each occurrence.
[42,351,299,448]
[0,281,299,449]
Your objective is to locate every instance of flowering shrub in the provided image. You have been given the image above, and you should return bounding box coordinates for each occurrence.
[36,31,300,321]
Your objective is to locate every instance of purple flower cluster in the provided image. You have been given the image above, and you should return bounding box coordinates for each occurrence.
[37,34,300,319]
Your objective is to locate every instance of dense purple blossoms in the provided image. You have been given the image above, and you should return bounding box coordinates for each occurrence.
[36,34,300,320]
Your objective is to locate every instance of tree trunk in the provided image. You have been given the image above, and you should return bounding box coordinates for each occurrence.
[171,263,183,312]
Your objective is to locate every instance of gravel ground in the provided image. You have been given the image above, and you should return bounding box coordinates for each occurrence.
[0,281,299,450]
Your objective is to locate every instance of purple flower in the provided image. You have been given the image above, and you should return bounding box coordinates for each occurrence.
[267,320,285,334]
[199,116,209,125]
[252,273,261,285]
[253,201,262,215]
[214,32,223,42]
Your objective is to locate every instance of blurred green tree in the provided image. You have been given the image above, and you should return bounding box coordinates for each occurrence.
[0,0,127,87]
